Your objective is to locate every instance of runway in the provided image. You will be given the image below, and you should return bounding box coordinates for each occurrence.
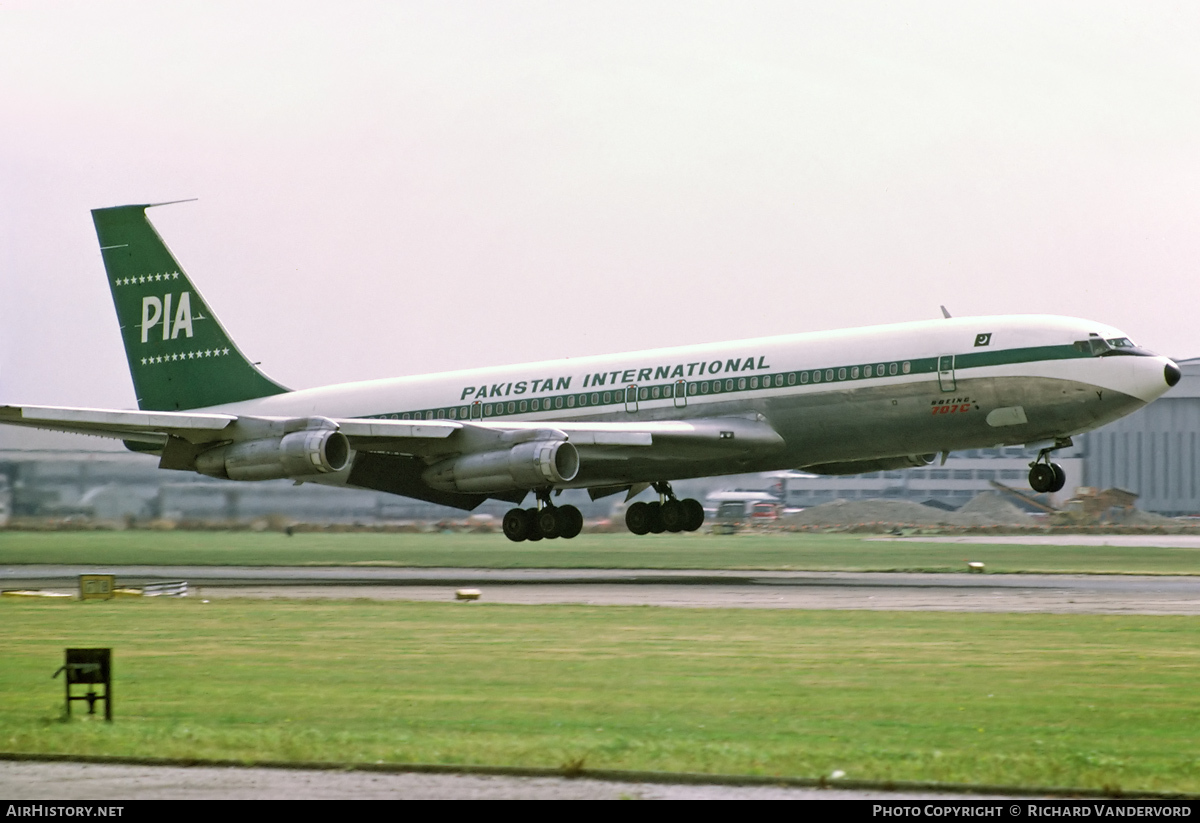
[6,565,1200,614]
[0,760,1025,801]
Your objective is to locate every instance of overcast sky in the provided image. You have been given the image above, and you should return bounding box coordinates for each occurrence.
[3,1,1199,411]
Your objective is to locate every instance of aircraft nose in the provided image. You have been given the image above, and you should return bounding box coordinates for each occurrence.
[1165,361,1182,387]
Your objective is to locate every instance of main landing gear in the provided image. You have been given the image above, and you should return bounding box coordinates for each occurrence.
[502,491,583,542]
[625,482,705,535]
[1027,439,1071,494]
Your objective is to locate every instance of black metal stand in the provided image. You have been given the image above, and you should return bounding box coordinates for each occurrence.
[53,648,112,721]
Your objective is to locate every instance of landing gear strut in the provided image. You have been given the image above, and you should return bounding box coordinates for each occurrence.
[502,491,583,543]
[626,482,705,535]
[1028,438,1070,494]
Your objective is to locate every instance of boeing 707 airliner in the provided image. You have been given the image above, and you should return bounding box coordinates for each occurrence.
[0,204,1182,541]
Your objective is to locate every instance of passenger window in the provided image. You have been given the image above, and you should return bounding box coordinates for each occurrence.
[889,363,898,375]
[902,361,911,374]
[688,382,698,394]
[639,387,648,400]
[591,393,599,404]
[825,369,833,382]
[449,407,457,419]
[838,368,846,380]
[567,396,576,408]
[483,405,492,416]
[749,377,758,389]
[864,365,872,377]
[738,378,747,390]
[725,379,734,391]
[519,400,527,412]
[787,373,796,385]
[812,371,820,383]
[507,402,516,413]
[555,396,563,408]
[603,392,611,403]
[530,399,539,411]
[700,382,709,393]
[850,366,859,379]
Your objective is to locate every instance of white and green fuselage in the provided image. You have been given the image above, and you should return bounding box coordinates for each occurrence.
[211,314,1174,489]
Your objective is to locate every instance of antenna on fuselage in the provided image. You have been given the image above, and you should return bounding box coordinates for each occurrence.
[940,305,952,319]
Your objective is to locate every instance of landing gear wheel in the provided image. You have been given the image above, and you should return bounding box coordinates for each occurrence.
[1049,462,1067,493]
[1028,463,1056,494]
[646,501,666,534]
[525,507,544,541]
[536,507,562,539]
[502,508,529,542]
[626,501,651,535]
[661,499,686,532]
[681,498,705,532]
[558,505,584,539]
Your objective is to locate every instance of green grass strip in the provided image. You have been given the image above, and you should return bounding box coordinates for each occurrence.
[3,597,1199,793]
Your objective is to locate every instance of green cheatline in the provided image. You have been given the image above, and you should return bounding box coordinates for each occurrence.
[2,531,1200,575]
[92,204,288,411]
[2,600,1198,792]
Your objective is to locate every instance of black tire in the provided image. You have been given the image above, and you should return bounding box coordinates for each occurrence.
[646,501,666,534]
[1049,462,1067,493]
[525,507,544,541]
[537,507,561,539]
[502,508,528,542]
[681,498,705,531]
[661,499,685,532]
[1029,463,1056,494]
[558,505,584,539]
[626,501,651,535]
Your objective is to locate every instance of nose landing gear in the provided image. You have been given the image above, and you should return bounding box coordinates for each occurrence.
[626,482,705,535]
[502,491,583,543]
[1028,438,1071,494]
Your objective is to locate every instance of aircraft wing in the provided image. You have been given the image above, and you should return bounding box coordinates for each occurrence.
[0,404,239,445]
[0,404,782,460]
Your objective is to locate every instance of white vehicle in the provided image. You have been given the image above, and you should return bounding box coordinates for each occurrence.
[0,204,1181,542]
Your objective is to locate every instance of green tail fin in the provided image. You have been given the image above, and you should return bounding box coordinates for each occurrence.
[92,203,290,411]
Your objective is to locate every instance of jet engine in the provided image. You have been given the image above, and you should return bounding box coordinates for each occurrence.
[195,428,351,481]
[423,440,579,493]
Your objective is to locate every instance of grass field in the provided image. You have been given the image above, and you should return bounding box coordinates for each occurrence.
[3,596,1200,792]
[2,530,1200,575]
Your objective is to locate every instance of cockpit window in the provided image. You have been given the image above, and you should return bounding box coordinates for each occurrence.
[1074,335,1153,357]
[1074,336,1112,356]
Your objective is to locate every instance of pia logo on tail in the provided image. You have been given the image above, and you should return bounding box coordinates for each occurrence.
[141,293,196,342]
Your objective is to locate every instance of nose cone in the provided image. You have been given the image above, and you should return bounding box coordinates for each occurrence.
[1165,361,1182,387]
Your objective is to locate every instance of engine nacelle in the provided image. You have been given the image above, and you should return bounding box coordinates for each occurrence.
[423,440,579,493]
[195,429,351,481]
